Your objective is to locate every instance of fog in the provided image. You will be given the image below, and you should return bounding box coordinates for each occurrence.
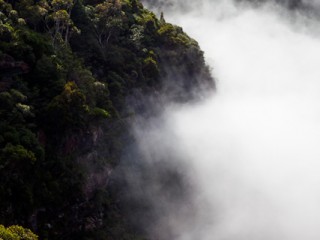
[131,0,320,239]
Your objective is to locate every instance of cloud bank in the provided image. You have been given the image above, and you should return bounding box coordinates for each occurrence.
[127,0,320,239]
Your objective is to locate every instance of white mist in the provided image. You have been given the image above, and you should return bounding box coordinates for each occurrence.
[136,1,320,239]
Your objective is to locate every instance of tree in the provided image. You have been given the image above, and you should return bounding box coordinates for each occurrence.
[90,0,124,51]
[49,0,79,44]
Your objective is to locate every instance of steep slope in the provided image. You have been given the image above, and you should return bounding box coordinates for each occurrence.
[0,0,214,239]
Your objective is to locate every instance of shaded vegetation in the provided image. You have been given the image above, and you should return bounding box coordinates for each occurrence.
[0,0,214,239]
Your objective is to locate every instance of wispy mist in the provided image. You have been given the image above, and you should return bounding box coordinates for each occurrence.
[128,0,320,239]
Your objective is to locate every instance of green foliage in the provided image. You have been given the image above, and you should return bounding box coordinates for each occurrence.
[136,10,158,32]
[46,81,89,129]
[142,55,159,83]
[157,23,198,47]
[17,29,51,58]
[30,54,65,101]
[1,143,36,163]
[88,0,124,48]
[90,107,110,119]
[0,225,16,240]
[0,225,38,240]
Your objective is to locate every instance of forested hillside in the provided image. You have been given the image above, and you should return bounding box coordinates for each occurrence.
[0,0,213,239]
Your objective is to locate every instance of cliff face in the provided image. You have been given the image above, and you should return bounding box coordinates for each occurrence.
[0,0,214,239]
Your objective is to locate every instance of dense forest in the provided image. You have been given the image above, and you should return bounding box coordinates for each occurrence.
[0,0,213,239]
